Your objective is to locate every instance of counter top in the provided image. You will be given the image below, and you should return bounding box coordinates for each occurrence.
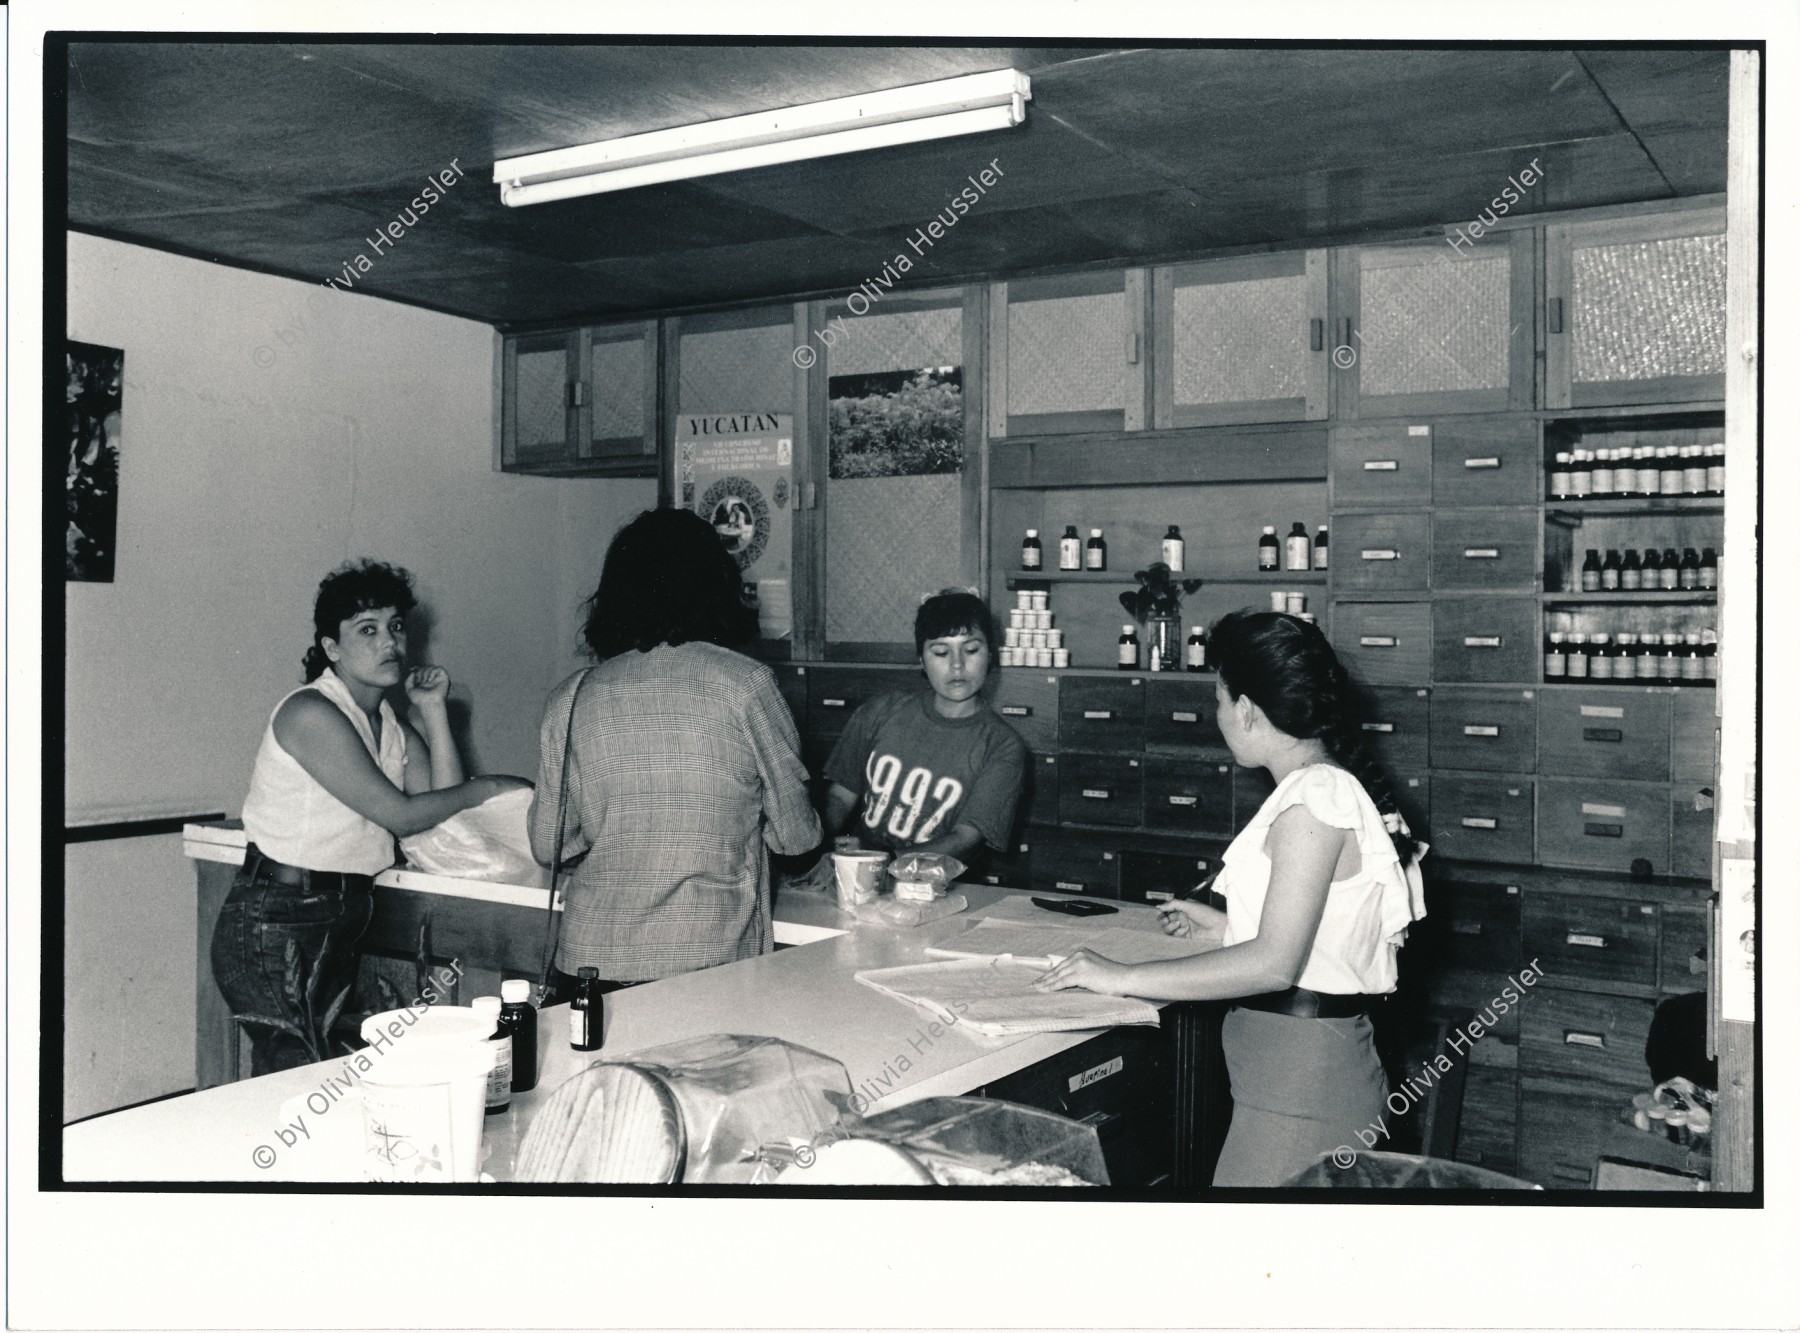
[66,874,1173,1183]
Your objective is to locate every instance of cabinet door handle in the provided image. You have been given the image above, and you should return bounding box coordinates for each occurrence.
[1171,711,1198,723]
[1363,459,1398,472]
[1460,816,1498,829]
[1548,296,1565,335]
[1310,317,1324,352]
[1583,823,1624,838]
[1582,727,1623,743]
[1567,933,1607,948]
[1464,636,1503,648]
[1451,921,1485,936]
[1083,710,1113,720]
[1360,549,1399,561]
[1463,456,1502,470]
[1081,789,1112,800]
[1000,705,1032,717]
[1167,795,1198,807]
[1463,724,1501,737]
[1564,1030,1606,1049]
[1360,636,1397,648]
[1463,548,1500,559]
[1340,316,1353,348]
[1362,722,1394,733]
[1126,331,1140,366]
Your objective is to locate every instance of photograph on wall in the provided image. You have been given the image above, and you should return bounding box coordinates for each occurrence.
[677,412,794,640]
[827,366,963,478]
[65,339,123,582]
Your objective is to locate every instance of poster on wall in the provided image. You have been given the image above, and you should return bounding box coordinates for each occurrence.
[677,412,793,640]
[66,340,124,583]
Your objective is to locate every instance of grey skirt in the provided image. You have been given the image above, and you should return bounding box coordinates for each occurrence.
[1212,1006,1390,1187]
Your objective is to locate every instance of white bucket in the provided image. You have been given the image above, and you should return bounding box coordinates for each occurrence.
[357,1007,495,1183]
[831,850,891,909]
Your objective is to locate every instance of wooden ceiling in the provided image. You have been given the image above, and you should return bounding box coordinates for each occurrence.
[63,42,1730,329]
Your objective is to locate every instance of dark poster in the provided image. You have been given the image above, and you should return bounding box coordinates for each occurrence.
[66,340,123,582]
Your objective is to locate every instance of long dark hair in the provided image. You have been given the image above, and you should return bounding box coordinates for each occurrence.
[302,559,416,682]
[1209,610,1420,864]
[582,507,758,660]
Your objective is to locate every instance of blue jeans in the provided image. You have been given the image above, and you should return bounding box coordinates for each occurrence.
[209,847,374,1076]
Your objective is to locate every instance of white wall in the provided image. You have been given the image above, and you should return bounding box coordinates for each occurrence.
[63,233,654,1115]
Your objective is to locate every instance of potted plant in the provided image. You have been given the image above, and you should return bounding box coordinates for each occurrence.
[1120,563,1203,671]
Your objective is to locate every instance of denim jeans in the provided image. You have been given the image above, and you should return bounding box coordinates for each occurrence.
[209,848,374,1076]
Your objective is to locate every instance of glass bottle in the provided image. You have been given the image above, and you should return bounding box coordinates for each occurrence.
[1678,548,1701,590]
[570,966,605,1051]
[1637,447,1660,496]
[1058,525,1081,571]
[1544,630,1567,679]
[472,995,512,1116]
[1659,548,1681,591]
[1162,525,1185,572]
[1085,527,1107,571]
[1185,626,1207,672]
[1682,447,1706,495]
[1285,522,1310,571]
[1699,548,1718,590]
[1549,452,1573,499]
[1579,549,1602,592]
[1118,623,1140,670]
[1706,442,1726,495]
[1680,632,1705,681]
[1614,632,1638,679]
[1592,450,1616,495]
[1659,448,1683,496]
[1569,450,1593,497]
[1600,549,1621,591]
[1702,628,1718,680]
[1615,450,1639,495]
[499,979,539,1094]
[1566,633,1590,679]
[1590,632,1615,679]
[1021,528,1042,570]
[1313,525,1329,571]
[1658,632,1684,679]
[1620,548,1643,591]
[1642,548,1662,589]
[1258,526,1279,571]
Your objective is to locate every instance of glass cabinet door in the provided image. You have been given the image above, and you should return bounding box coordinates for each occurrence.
[990,269,1147,437]
[1153,250,1328,427]
[1546,209,1726,408]
[1336,235,1532,418]
[500,330,579,470]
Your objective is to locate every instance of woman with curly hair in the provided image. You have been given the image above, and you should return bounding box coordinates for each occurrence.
[211,560,519,1074]
[1035,610,1427,1187]
[530,508,818,1002]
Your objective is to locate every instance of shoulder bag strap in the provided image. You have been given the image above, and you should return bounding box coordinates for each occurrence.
[537,667,592,1002]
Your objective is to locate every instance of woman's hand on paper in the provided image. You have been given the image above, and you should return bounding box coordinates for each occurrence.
[1158,897,1228,950]
[1031,949,1129,996]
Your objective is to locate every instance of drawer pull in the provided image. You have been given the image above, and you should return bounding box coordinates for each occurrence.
[1583,823,1624,838]
[1360,549,1399,561]
[1460,817,1498,830]
[1083,710,1113,720]
[1462,548,1500,559]
[1360,635,1397,648]
[1579,704,1626,719]
[999,705,1032,717]
[1054,881,1086,892]
[1567,933,1607,948]
[821,698,847,708]
[1463,724,1501,737]
[1171,711,1198,723]
[1463,636,1503,648]
[1564,1031,1606,1049]
[1550,1164,1592,1183]
[1081,789,1112,800]
[1362,722,1394,733]
[1451,921,1485,936]
[1582,727,1623,743]
[1363,459,1398,471]
[1463,456,1501,469]
[1167,795,1199,807]
[1581,802,1628,818]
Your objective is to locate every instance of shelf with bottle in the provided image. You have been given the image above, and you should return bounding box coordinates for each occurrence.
[1543,411,1725,508]
[1006,570,1329,589]
[1542,608,1717,687]
[1556,544,1719,597]
[1542,591,1716,606]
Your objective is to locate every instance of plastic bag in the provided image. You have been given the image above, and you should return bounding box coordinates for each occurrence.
[886,851,967,903]
[852,891,969,929]
[400,786,542,884]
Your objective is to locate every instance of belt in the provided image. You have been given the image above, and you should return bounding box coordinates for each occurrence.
[1233,987,1383,1019]
[243,844,371,893]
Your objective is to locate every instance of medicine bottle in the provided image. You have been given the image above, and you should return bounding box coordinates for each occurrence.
[1636,447,1659,495]
[1185,626,1208,672]
[1620,549,1643,591]
[570,966,604,1052]
[1615,451,1639,495]
[1118,623,1140,671]
[1680,633,1705,681]
[1285,522,1310,571]
[1258,526,1279,571]
[1659,547,1681,591]
[1544,631,1567,679]
[1579,549,1602,592]
[1569,450,1592,497]
[1058,525,1081,571]
[1699,548,1718,590]
[1086,528,1108,571]
[1659,448,1683,496]
[1566,633,1590,679]
[1641,548,1661,587]
[1658,632,1684,679]
[471,995,512,1116]
[1678,548,1701,590]
[1600,549,1621,591]
[1681,447,1706,495]
[1021,529,1042,570]
[1589,632,1615,679]
[1549,453,1573,499]
[499,979,538,1094]
[1592,450,1615,495]
[1706,442,1726,495]
[1162,525,1185,572]
[1313,525,1329,571]
[1701,628,1718,680]
[1614,632,1638,679]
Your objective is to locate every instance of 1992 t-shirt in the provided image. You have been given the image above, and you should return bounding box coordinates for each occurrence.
[823,689,1026,855]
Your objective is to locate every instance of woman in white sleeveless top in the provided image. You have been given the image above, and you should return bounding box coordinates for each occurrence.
[1036,611,1427,1187]
[212,561,518,1074]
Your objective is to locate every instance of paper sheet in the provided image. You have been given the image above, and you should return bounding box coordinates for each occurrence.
[926,916,1208,966]
[854,956,1163,1037]
[976,893,1172,934]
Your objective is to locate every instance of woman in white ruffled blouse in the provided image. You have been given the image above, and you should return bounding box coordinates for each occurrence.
[1036,610,1427,1186]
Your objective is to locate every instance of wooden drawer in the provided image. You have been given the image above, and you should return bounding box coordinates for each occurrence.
[1333,601,1431,686]
[975,839,1034,889]
[1429,775,1534,864]
[1120,848,1221,905]
[1522,889,1659,991]
[1332,511,1431,594]
[1143,756,1234,837]
[1142,676,1224,754]
[1518,1075,1629,1189]
[1057,752,1144,827]
[1360,686,1430,770]
[1025,754,1060,826]
[1431,597,1538,684]
[1232,764,1276,831]
[1431,417,1540,507]
[1453,1065,1519,1177]
[1670,689,1716,782]
[807,667,906,740]
[1059,676,1146,753]
[1425,968,1522,1048]
[1537,776,1670,874]
[1420,879,1522,974]
[1429,687,1538,773]
[1029,835,1122,898]
[989,670,1059,752]
[1659,904,1708,994]
[1330,421,1433,508]
[1391,771,1430,839]
[1428,509,1538,592]
[1519,988,1655,1088]
[1537,688,1672,781]
[1669,781,1715,880]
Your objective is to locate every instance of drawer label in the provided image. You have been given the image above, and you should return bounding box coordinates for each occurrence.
[1360,635,1397,647]
[1000,705,1032,717]
[1463,724,1501,737]
[1461,817,1498,829]
[1360,549,1399,560]
[1068,1056,1125,1093]
[1054,881,1085,892]
[1580,802,1628,818]
[1463,456,1501,469]
[1407,425,1431,436]
[1171,711,1197,723]
[1462,548,1500,559]
[822,698,847,707]
[1579,704,1626,719]
[1451,921,1484,936]
[1167,795,1198,807]
[1081,789,1111,800]
[1464,636,1503,647]
[1563,1031,1606,1049]
[1363,459,1399,471]
[1567,933,1607,949]
[1083,710,1113,720]
[1362,722,1394,732]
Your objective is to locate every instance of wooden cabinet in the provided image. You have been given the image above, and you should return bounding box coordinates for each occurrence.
[1142,677,1224,754]
[1537,776,1670,874]
[990,270,1148,437]
[1058,753,1145,827]
[1429,775,1535,864]
[1143,757,1234,837]
[1429,687,1538,773]
[1430,596,1539,684]
[1428,509,1539,592]
[1059,676,1146,753]
[1519,987,1656,1087]
[1029,832,1122,898]
[1332,601,1432,685]
[1546,209,1727,408]
[1333,234,1534,418]
[1537,687,1672,780]
[989,670,1059,752]
[1430,417,1541,507]
[501,322,658,475]
[1332,512,1431,594]
[1521,890,1660,994]
[1152,250,1329,427]
[1329,421,1434,508]
[1361,686,1431,770]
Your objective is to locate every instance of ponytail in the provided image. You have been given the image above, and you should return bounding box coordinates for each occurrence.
[1320,707,1421,866]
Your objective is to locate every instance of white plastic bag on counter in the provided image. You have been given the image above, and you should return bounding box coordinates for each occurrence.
[400,785,540,883]
[852,891,969,929]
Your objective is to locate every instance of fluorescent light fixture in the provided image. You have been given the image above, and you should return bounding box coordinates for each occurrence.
[494,68,1031,207]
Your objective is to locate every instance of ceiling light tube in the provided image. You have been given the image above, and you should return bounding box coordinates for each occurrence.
[494,68,1030,206]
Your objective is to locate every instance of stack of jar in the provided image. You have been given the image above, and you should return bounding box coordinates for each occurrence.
[1544,625,1718,684]
[1001,589,1068,669]
[1575,546,1718,592]
[1548,441,1725,499]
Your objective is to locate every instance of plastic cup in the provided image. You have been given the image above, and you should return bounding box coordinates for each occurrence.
[831,850,891,909]
[357,1007,496,1183]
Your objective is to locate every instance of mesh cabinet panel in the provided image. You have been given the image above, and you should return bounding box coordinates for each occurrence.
[514,345,568,449]
[1173,274,1309,405]
[1008,291,1127,414]
[680,323,794,413]
[826,473,964,644]
[1358,251,1510,397]
[1572,233,1726,383]
[826,306,962,377]
[590,336,646,441]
